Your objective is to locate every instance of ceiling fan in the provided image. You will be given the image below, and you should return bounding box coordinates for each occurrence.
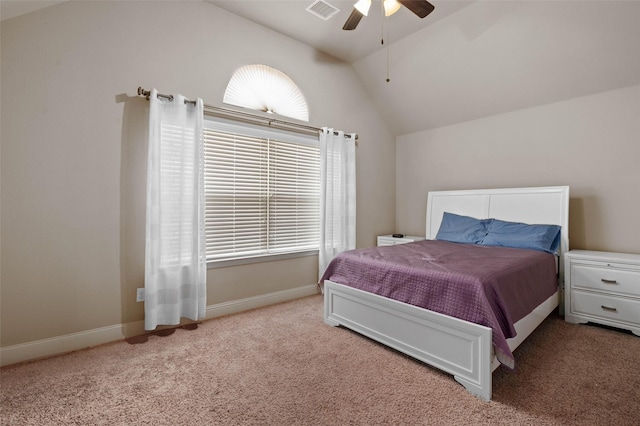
[343,0,435,30]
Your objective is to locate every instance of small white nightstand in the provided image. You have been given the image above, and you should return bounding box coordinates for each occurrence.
[377,235,425,246]
[565,250,640,336]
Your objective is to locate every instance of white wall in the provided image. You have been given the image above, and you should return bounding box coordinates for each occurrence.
[0,1,396,350]
[396,85,640,254]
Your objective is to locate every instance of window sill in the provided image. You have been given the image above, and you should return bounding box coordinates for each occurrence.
[207,250,318,269]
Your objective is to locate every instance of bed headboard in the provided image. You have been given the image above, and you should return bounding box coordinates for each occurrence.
[426,186,570,279]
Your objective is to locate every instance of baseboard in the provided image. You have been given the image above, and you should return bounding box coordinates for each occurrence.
[0,324,128,368]
[0,284,319,367]
[204,284,319,320]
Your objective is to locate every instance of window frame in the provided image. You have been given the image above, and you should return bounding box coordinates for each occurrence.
[203,117,320,269]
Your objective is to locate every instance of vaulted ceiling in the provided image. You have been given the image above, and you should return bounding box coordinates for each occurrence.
[207,0,474,63]
[4,1,640,136]
[209,0,640,136]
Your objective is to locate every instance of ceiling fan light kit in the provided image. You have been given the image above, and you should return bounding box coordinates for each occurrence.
[343,0,435,30]
[354,0,372,16]
[384,0,402,17]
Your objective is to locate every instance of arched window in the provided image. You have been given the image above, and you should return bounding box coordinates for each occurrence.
[223,64,309,122]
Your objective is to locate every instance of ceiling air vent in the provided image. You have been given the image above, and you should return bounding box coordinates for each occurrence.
[306,0,340,21]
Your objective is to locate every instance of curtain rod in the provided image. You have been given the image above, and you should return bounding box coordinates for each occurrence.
[137,87,358,140]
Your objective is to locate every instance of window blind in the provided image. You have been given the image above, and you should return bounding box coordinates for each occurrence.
[204,126,320,261]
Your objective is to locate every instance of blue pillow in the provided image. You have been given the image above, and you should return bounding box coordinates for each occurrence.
[435,212,491,244]
[481,219,561,254]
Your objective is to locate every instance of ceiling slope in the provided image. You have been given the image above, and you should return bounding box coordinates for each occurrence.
[207,1,640,135]
[353,0,640,135]
[207,0,473,63]
[5,1,639,136]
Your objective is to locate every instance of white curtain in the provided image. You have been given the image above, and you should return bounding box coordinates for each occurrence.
[145,89,206,330]
[318,128,356,280]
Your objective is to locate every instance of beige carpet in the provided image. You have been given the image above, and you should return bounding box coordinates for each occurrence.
[2,294,639,425]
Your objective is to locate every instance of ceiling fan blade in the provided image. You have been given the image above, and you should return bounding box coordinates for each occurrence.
[343,8,364,30]
[398,0,435,19]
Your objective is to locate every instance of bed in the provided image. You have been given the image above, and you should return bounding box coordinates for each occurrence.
[321,186,569,400]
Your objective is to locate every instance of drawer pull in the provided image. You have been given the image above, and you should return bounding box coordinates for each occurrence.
[600,279,617,284]
[601,305,618,313]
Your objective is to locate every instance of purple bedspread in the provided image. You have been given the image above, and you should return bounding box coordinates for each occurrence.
[320,239,558,368]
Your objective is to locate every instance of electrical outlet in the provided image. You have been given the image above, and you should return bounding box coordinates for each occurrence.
[136,288,145,302]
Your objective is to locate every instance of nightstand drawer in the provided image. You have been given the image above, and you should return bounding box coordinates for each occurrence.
[571,265,640,297]
[571,291,640,327]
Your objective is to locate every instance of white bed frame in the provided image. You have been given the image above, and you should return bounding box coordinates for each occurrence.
[323,186,569,400]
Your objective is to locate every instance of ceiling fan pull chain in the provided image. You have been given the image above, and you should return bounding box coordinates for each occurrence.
[385,15,391,83]
[381,0,385,45]
[386,46,391,83]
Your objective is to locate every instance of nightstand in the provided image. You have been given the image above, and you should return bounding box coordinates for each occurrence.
[377,235,425,246]
[565,250,640,336]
